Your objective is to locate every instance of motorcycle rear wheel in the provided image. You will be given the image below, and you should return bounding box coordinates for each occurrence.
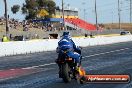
[62,63,71,83]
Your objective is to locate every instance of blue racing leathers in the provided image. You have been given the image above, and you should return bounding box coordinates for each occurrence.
[57,36,81,63]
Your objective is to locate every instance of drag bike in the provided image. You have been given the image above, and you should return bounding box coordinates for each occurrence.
[56,48,82,83]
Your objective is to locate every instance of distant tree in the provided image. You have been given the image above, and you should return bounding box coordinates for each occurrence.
[47,0,56,15]
[21,0,56,20]
[55,6,60,10]
[11,5,20,14]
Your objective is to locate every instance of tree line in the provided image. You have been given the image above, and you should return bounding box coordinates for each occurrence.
[11,0,56,20]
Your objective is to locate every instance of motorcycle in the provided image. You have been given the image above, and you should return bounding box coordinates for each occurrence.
[56,47,82,83]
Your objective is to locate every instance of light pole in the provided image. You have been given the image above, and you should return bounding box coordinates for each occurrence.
[111,11,114,24]
[95,0,98,30]
[82,2,87,31]
[118,0,121,30]
[82,2,86,21]
[4,0,9,36]
[83,9,86,21]
[130,0,132,23]
[126,0,132,23]
[110,11,114,29]
[62,0,65,30]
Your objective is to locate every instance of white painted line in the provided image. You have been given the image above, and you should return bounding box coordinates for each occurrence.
[82,47,130,58]
[38,63,56,67]
[0,77,15,81]
[22,63,56,69]
[0,48,130,72]
[10,69,15,70]
[22,48,130,70]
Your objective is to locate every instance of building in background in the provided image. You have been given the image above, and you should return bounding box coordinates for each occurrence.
[54,7,79,19]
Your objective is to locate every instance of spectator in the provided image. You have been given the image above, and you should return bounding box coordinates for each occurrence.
[85,33,88,37]
[9,34,12,40]
[2,35,9,42]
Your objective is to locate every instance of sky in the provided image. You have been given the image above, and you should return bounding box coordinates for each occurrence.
[0,0,131,24]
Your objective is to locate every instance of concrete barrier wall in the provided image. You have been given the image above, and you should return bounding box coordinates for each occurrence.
[0,35,132,57]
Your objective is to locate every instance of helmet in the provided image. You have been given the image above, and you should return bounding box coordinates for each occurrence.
[62,32,71,39]
[62,32,70,36]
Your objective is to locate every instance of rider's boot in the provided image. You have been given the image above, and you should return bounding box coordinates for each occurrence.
[76,56,82,72]
[76,63,80,72]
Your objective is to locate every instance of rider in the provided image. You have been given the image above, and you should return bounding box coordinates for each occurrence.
[56,32,81,71]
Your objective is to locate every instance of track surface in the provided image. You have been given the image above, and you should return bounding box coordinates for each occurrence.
[0,41,132,88]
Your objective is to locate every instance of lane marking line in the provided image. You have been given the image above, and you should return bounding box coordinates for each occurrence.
[22,63,56,69]
[23,48,130,69]
[82,48,130,58]
[0,47,130,71]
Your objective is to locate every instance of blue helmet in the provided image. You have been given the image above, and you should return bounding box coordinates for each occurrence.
[62,32,70,36]
[62,32,71,39]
